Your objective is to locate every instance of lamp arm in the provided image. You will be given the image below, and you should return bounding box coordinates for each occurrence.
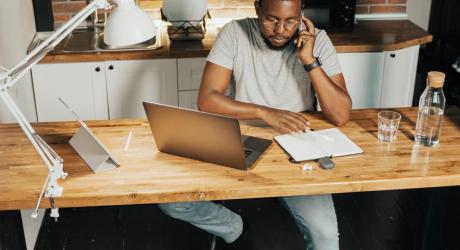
[3,0,111,90]
[0,85,66,219]
[0,0,110,220]
[0,93,57,168]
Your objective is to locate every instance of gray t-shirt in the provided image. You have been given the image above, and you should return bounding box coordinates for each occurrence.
[207,18,341,112]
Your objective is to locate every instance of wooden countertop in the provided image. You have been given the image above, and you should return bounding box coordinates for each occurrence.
[1,107,459,211]
[40,20,432,63]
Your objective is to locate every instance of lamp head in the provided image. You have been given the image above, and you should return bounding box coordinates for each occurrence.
[103,0,157,47]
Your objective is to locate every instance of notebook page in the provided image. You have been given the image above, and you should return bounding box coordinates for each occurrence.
[274,132,329,162]
[274,128,363,162]
[315,128,363,157]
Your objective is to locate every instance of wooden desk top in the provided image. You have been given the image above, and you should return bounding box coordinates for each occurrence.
[1,107,459,211]
[40,20,432,63]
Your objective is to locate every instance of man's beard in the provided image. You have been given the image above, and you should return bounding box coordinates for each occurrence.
[260,31,297,51]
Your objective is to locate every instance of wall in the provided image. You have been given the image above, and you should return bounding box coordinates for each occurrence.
[407,0,431,31]
[51,0,409,26]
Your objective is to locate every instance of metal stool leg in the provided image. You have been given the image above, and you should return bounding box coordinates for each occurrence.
[210,235,217,250]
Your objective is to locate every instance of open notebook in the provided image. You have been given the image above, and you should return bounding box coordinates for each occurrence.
[274,128,363,162]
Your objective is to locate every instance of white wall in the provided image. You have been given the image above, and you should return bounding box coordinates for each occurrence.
[0,0,37,123]
[407,0,432,31]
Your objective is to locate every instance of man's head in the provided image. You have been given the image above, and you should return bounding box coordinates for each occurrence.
[254,0,303,50]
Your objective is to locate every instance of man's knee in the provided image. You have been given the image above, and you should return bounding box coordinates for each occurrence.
[158,202,204,220]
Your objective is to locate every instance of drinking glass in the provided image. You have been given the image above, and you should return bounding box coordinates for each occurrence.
[378,111,401,142]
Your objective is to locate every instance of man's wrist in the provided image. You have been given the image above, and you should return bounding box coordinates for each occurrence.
[303,58,322,72]
[255,106,267,120]
[301,57,317,65]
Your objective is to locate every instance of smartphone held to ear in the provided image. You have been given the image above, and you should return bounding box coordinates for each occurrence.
[296,12,307,48]
[299,12,307,32]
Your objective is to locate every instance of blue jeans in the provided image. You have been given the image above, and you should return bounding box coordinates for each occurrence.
[158,194,339,250]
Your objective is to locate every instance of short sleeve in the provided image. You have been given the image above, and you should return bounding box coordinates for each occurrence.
[206,21,236,70]
[313,30,342,76]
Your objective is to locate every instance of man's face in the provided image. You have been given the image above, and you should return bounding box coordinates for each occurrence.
[255,0,302,49]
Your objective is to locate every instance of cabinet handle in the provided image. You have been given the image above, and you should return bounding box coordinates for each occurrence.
[390,53,396,58]
[95,67,101,72]
[108,65,114,70]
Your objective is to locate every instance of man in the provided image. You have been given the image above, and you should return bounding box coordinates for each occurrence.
[158,0,352,249]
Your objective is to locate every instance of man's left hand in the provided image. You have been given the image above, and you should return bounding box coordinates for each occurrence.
[295,17,316,65]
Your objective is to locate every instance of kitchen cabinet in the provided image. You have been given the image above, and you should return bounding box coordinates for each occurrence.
[105,59,177,119]
[337,52,385,109]
[380,46,420,108]
[32,45,420,121]
[338,46,419,109]
[32,59,177,121]
[32,62,109,122]
[178,90,200,110]
[178,58,206,91]
[0,75,37,123]
[177,58,206,110]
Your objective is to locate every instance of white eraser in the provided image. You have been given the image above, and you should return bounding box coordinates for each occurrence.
[302,164,313,171]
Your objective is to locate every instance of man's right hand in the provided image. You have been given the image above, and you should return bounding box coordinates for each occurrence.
[258,107,310,134]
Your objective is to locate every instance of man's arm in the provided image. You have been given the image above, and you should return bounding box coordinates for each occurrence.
[198,62,262,119]
[296,17,352,126]
[309,71,351,126]
[198,62,310,134]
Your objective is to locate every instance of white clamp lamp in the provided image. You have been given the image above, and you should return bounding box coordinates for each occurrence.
[0,0,156,220]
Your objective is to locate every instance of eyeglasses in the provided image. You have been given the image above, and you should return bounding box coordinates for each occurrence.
[260,16,300,30]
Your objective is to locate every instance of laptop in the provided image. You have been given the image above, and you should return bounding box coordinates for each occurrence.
[143,102,272,170]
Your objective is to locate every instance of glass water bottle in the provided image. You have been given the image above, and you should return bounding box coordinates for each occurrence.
[414,71,446,146]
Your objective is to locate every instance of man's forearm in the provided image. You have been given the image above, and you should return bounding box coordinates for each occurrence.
[308,68,352,126]
[198,89,312,133]
[198,90,267,120]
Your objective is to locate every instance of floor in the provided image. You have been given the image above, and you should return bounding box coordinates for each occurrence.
[2,187,460,250]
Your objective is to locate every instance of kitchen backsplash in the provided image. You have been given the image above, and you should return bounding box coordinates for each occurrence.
[51,0,407,26]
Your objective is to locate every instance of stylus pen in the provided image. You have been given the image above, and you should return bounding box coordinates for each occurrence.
[124,131,133,152]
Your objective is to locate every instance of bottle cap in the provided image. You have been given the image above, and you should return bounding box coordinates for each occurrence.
[427,71,445,88]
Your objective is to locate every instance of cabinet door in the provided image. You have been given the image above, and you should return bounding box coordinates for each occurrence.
[178,90,199,110]
[177,58,206,91]
[32,62,108,122]
[380,46,420,108]
[105,59,178,119]
[337,52,384,109]
[0,74,37,123]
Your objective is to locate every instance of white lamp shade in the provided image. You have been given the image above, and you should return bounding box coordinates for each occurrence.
[162,0,207,27]
[104,0,157,46]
